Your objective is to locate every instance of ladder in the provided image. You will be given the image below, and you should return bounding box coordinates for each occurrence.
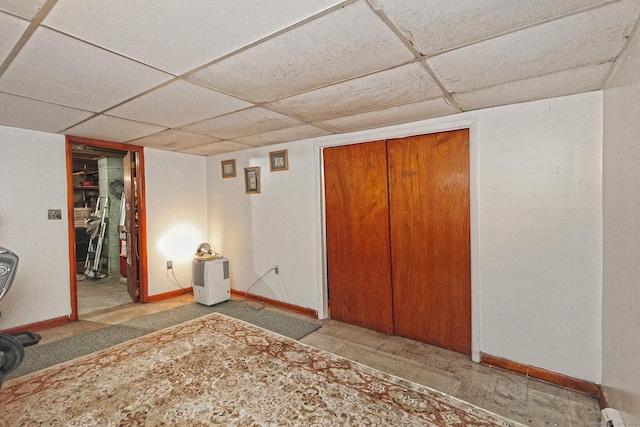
[84,196,108,279]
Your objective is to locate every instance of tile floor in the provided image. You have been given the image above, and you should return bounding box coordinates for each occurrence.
[299,319,602,427]
[77,275,132,315]
[37,293,602,426]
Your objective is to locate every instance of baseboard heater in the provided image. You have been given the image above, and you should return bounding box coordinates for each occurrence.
[602,408,626,427]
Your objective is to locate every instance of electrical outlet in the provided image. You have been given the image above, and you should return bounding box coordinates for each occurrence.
[275,265,279,275]
[166,261,173,270]
[47,209,62,220]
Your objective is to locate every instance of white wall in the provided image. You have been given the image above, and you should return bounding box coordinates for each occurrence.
[0,125,70,329]
[602,26,640,422]
[144,148,208,297]
[476,93,603,383]
[206,143,319,309]
[0,91,604,385]
[207,91,603,383]
[0,133,209,328]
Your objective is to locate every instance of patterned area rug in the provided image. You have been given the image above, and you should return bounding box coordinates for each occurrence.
[0,313,524,426]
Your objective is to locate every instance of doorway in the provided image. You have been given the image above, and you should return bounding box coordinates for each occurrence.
[324,129,471,354]
[66,136,148,321]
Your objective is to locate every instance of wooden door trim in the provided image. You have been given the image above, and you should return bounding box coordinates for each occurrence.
[65,141,77,321]
[65,136,149,321]
[134,149,149,303]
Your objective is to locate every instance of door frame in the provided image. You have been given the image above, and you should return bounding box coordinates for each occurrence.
[65,136,149,321]
[314,118,481,362]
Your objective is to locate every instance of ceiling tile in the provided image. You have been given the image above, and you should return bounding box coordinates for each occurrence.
[43,0,346,75]
[317,97,458,133]
[233,125,332,147]
[0,27,172,112]
[0,0,48,19]
[0,91,93,133]
[180,140,254,156]
[187,1,415,103]
[376,0,612,56]
[453,63,611,111]
[427,0,640,93]
[267,63,444,122]
[65,115,166,143]
[129,129,221,151]
[0,12,28,64]
[107,80,253,128]
[181,107,303,140]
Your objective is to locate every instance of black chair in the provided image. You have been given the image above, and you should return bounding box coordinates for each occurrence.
[0,247,25,387]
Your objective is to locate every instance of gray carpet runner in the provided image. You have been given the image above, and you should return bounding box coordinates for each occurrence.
[7,300,321,380]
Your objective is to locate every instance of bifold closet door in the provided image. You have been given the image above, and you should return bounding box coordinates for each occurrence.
[323,141,394,334]
[387,130,471,354]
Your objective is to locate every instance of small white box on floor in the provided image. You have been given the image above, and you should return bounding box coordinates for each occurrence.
[192,257,230,306]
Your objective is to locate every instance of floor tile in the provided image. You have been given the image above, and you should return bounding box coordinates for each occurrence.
[483,392,528,424]
[36,289,604,427]
[447,377,488,407]
[568,394,602,426]
[413,364,455,392]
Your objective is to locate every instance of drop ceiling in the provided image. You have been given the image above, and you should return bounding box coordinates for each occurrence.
[0,0,638,156]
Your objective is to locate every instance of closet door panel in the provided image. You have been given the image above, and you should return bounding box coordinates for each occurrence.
[387,129,471,354]
[324,141,394,334]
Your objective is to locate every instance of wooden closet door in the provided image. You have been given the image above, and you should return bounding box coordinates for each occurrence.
[387,129,471,354]
[324,141,394,334]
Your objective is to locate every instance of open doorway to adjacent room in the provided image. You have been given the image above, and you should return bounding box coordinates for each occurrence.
[66,136,148,321]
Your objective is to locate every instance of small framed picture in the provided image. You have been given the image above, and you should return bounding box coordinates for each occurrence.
[221,159,236,178]
[244,167,260,194]
[269,150,288,172]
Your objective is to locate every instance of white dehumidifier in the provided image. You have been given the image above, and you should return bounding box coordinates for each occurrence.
[192,257,230,306]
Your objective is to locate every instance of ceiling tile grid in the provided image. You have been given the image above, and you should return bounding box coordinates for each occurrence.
[0,0,638,154]
[266,62,445,123]
[106,80,253,128]
[186,0,416,104]
[0,91,93,132]
[0,0,48,20]
[232,124,333,147]
[427,0,640,93]
[0,27,173,112]
[317,97,459,134]
[180,140,255,156]
[130,129,222,152]
[375,0,615,56]
[180,107,305,140]
[452,63,613,111]
[41,0,348,75]
[65,115,166,143]
[0,12,29,64]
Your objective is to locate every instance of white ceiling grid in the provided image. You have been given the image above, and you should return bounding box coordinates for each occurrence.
[0,0,638,155]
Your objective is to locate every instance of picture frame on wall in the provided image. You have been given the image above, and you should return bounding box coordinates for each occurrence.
[269,150,288,172]
[244,167,260,194]
[221,159,236,178]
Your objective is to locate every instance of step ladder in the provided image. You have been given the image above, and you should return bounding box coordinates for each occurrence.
[84,196,108,279]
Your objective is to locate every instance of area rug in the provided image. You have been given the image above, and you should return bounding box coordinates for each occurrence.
[0,313,524,426]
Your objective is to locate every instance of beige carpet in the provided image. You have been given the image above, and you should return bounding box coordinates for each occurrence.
[0,313,525,426]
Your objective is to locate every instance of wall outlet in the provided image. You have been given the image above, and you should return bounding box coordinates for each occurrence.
[275,265,280,275]
[166,261,173,270]
[48,209,62,220]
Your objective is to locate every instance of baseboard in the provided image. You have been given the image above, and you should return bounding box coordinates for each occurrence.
[481,354,603,405]
[230,289,317,318]
[146,287,193,302]
[1,315,69,334]
[599,386,609,409]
